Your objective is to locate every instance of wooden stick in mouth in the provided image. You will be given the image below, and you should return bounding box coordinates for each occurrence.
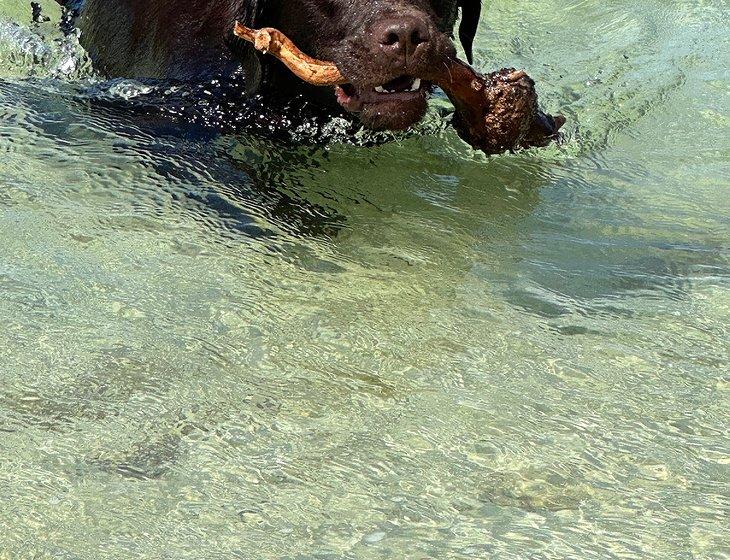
[233,22,346,86]
[233,22,564,154]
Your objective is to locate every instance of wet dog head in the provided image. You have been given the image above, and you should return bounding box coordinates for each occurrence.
[268,0,482,130]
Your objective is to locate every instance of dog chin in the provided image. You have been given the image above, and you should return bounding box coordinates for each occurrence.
[358,97,428,131]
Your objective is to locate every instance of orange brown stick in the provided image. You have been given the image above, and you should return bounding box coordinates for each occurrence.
[233,23,346,86]
[233,22,564,154]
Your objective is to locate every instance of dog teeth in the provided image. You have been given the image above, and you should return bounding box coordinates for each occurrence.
[374,78,422,94]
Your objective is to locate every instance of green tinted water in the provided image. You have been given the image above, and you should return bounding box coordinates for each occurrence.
[0,1,728,558]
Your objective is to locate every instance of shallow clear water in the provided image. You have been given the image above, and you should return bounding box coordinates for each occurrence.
[0,1,728,558]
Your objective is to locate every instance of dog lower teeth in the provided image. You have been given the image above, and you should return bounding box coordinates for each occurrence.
[374,78,421,94]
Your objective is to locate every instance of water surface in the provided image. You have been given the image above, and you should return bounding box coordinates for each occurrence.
[0,1,728,558]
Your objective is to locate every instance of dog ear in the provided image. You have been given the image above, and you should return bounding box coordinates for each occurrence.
[457,0,481,64]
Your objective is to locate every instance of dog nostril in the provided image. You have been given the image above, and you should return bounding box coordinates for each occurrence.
[411,29,427,46]
[382,32,400,46]
[374,18,431,52]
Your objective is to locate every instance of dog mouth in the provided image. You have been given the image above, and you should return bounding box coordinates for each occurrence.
[334,75,430,114]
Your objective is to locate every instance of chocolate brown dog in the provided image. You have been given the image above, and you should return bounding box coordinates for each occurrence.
[71,0,481,130]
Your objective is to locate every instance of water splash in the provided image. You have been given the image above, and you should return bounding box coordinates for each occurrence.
[0,13,93,79]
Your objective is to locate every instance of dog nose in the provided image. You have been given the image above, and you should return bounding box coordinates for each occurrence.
[371,16,431,57]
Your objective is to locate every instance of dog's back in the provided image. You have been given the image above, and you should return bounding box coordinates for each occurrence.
[75,0,259,84]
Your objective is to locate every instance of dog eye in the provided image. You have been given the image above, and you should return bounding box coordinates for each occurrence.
[308,0,340,19]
